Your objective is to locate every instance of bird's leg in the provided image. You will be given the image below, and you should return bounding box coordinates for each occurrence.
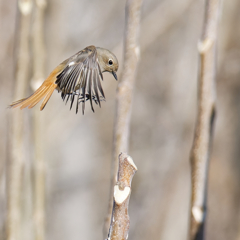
[92,95,105,105]
[71,92,105,105]
[62,91,105,107]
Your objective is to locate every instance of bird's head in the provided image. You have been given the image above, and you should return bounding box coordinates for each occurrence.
[96,47,119,80]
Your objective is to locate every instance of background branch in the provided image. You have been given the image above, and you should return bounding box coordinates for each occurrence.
[31,1,47,240]
[7,1,33,240]
[189,0,222,239]
[107,153,137,240]
[104,0,142,235]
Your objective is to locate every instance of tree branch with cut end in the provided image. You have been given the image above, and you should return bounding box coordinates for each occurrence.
[105,0,142,234]
[107,153,137,240]
[189,0,222,239]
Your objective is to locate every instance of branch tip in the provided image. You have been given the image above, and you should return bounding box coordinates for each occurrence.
[125,155,137,170]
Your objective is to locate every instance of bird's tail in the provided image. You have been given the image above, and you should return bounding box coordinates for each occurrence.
[10,82,56,110]
[9,65,63,111]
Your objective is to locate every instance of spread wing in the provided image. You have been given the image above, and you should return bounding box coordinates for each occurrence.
[55,45,105,114]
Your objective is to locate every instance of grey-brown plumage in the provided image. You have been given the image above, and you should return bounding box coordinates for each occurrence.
[10,45,119,114]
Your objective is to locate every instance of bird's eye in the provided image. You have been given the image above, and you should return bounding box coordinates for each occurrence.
[108,59,113,65]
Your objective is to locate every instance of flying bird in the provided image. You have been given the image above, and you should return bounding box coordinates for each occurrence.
[10,45,118,114]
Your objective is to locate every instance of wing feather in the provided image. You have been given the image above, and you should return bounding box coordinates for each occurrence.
[81,66,87,114]
[88,69,94,112]
[55,46,106,113]
[96,68,105,98]
[93,69,101,107]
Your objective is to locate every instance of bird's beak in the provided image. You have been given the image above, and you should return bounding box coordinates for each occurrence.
[112,71,118,80]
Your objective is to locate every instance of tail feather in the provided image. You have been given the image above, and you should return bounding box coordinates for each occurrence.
[10,63,64,111]
[20,86,48,109]
[40,85,56,110]
[10,82,57,110]
[27,86,51,108]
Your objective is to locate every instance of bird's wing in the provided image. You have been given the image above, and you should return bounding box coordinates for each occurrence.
[55,45,105,114]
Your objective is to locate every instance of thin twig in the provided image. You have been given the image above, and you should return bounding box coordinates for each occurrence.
[104,0,142,235]
[31,1,47,240]
[7,1,33,240]
[107,153,137,240]
[189,0,222,239]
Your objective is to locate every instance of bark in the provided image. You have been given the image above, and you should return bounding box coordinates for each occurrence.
[105,0,142,234]
[7,1,33,240]
[107,153,137,240]
[32,1,47,240]
[189,0,222,239]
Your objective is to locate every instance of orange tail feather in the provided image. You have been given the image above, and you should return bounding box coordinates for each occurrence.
[10,64,64,110]
[10,82,57,110]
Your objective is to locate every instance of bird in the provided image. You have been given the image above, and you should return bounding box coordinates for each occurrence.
[10,45,118,114]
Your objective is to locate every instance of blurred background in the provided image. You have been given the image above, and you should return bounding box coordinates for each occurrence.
[0,0,240,240]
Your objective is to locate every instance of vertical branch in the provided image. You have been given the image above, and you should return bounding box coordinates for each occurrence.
[189,0,222,239]
[31,1,47,240]
[105,0,142,233]
[107,153,137,240]
[7,1,33,240]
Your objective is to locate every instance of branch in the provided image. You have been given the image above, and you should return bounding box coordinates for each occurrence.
[107,153,137,240]
[32,1,47,240]
[7,1,33,240]
[189,0,222,239]
[104,0,142,234]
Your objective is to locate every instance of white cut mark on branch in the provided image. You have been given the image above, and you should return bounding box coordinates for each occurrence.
[114,185,131,205]
[192,206,205,223]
